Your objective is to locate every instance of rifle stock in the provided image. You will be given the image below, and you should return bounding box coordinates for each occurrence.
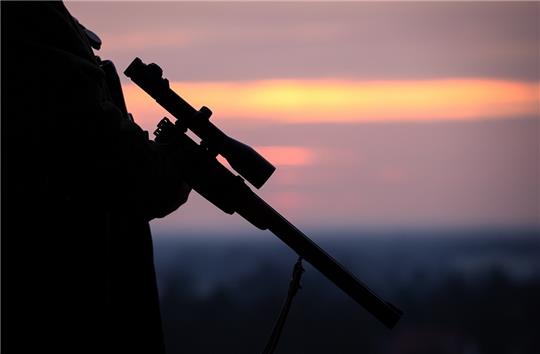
[125,58,403,329]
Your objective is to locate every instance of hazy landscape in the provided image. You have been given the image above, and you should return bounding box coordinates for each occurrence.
[153,229,539,354]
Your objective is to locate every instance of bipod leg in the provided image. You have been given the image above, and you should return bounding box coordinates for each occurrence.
[262,256,304,354]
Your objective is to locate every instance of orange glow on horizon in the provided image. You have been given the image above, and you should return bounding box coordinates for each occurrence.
[255,146,315,167]
[217,146,314,171]
[123,78,539,126]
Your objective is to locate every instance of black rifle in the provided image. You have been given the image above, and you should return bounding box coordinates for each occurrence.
[124,58,403,329]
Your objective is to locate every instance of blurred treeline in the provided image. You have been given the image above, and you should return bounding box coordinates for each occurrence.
[154,231,540,354]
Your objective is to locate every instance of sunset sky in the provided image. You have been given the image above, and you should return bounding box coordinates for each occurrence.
[68,2,539,235]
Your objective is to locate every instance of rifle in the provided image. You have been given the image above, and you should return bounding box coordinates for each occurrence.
[124,58,403,330]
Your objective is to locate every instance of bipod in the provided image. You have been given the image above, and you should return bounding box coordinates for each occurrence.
[262,256,305,354]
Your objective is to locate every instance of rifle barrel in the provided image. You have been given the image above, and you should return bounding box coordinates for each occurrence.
[236,190,403,329]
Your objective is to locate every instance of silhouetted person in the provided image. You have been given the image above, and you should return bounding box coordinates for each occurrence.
[2,2,191,353]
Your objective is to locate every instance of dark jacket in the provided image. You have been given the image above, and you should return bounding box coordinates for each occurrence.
[2,2,189,352]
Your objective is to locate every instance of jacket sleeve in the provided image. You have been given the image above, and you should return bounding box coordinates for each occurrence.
[104,102,192,220]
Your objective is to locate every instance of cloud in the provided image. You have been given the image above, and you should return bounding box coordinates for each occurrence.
[69,2,539,82]
[255,146,316,167]
[103,30,191,51]
[150,118,539,232]
[123,78,538,128]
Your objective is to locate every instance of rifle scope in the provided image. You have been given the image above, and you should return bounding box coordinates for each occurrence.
[124,57,275,189]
